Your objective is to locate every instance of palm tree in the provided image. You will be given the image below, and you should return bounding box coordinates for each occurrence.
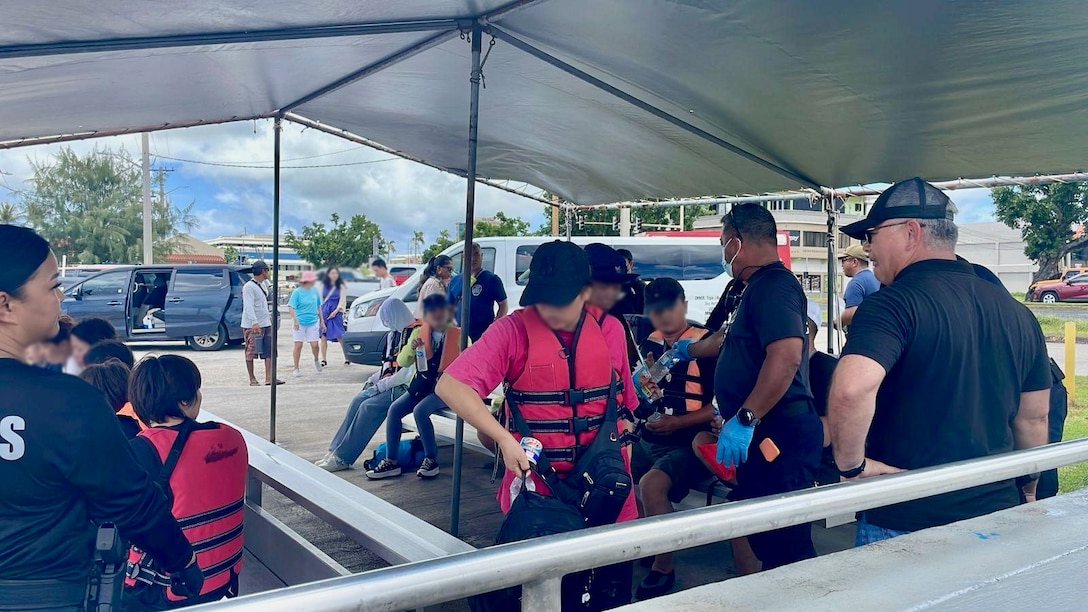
[0,202,24,225]
[412,230,426,262]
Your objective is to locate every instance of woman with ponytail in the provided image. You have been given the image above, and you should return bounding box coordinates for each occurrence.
[415,254,453,318]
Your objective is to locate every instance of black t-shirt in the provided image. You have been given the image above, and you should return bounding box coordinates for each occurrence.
[613,280,646,317]
[638,327,716,445]
[808,351,838,417]
[118,415,142,440]
[715,263,811,415]
[0,360,191,584]
[843,259,1050,532]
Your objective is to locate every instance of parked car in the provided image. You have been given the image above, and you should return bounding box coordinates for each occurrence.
[390,264,423,286]
[341,236,733,365]
[1027,267,1088,299]
[1032,272,1088,303]
[61,264,253,351]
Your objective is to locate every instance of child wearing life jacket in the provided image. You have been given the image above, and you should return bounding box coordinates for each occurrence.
[125,355,248,610]
[366,294,460,480]
[437,240,642,608]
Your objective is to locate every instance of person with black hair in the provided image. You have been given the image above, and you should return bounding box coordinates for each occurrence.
[126,355,248,609]
[319,266,349,367]
[84,338,136,369]
[612,248,646,317]
[416,255,454,318]
[0,225,202,611]
[80,359,141,439]
[371,258,397,290]
[675,204,822,570]
[69,316,117,375]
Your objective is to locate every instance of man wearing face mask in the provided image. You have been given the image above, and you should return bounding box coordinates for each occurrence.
[673,204,822,570]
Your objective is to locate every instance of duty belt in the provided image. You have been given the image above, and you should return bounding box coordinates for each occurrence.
[505,385,611,406]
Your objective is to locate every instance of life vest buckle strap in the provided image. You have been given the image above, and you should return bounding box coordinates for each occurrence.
[566,388,586,405]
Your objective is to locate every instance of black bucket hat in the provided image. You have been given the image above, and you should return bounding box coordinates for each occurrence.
[841,177,957,240]
[520,241,591,307]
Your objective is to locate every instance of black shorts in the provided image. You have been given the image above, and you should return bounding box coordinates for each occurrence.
[632,438,710,504]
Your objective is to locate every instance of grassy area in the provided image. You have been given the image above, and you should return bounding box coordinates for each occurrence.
[1059,376,1088,492]
[1033,315,1088,341]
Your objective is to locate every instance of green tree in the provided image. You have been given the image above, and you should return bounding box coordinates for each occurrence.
[411,230,426,261]
[422,229,456,262]
[222,245,240,263]
[21,146,196,263]
[285,212,386,268]
[535,204,716,236]
[473,211,531,238]
[994,183,1088,282]
[0,202,24,225]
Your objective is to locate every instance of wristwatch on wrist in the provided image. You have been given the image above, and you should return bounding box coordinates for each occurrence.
[839,459,867,479]
[736,407,760,427]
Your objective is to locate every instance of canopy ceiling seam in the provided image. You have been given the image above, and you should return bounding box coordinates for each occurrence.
[279,29,458,113]
[0,114,273,150]
[487,26,825,192]
[0,20,463,60]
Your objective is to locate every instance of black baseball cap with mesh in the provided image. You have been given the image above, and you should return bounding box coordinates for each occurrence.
[841,177,957,240]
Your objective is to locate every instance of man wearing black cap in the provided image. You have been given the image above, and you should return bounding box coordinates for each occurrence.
[242,260,279,386]
[674,204,822,570]
[631,278,716,599]
[585,243,643,366]
[613,248,646,317]
[828,177,1051,545]
[437,240,641,607]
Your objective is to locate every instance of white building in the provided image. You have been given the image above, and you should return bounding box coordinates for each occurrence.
[204,234,313,280]
[955,222,1033,293]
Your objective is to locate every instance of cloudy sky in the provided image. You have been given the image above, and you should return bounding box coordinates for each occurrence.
[0,120,997,255]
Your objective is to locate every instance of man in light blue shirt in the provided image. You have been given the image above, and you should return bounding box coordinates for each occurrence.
[288,270,325,377]
[839,244,880,332]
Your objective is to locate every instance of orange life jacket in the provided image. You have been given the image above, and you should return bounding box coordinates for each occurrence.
[125,421,247,604]
[641,325,708,416]
[504,305,617,474]
[117,402,148,431]
[419,322,461,372]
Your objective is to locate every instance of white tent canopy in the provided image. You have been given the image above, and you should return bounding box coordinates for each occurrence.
[4,0,1088,203]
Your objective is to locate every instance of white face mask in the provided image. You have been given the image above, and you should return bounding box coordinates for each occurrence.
[722,238,741,278]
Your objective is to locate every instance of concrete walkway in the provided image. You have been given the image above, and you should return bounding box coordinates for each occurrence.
[620,488,1088,611]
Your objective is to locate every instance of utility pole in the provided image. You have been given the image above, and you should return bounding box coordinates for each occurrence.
[372,235,380,261]
[619,207,632,237]
[141,133,153,264]
[551,194,560,236]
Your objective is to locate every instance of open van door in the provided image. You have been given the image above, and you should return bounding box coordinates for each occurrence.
[166,267,231,350]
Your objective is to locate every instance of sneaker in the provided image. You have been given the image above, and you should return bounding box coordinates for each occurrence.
[416,458,440,478]
[365,458,402,480]
[635,569,675,600]
[291,368,302,378]
[314,451,333,465]
[314,360,324,373]
[317,455,351,472]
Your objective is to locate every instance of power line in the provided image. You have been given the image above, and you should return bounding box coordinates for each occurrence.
[151,154,400,169]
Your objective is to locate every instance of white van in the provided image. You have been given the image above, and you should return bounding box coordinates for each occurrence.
[341,236,728,365]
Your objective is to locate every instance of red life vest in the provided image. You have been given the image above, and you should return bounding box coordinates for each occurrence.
[504,305,617,474]
[125,421,248,604]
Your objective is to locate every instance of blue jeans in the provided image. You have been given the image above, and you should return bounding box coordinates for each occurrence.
[855,512,910,546]
[384,392,447,460]
[329,387,402,464]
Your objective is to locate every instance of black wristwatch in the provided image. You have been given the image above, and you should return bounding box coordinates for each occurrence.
[839,459,867,479]
[736,408,760,427]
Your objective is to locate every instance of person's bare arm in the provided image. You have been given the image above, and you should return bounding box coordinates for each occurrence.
[645,403,716,435]
[840,305,858,326]
[740,337,803,418]
[1013,388,1050,501]
[686,329,725,359]
[436,376,528,474]
[496,300,509,319]
[828,354,899,475]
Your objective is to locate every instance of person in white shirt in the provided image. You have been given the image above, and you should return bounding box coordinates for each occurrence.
[242,261,281,386]
[371,258,398,290]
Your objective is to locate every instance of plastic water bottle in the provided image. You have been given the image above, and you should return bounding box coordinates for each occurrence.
[634,348,681,402]
[508,437,541,503]
[415,347,428,372]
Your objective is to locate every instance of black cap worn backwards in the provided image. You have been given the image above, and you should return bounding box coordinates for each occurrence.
[520,240,591,307]
[841,177,958,240]
[584,243,640,284]
[644,277,685,313]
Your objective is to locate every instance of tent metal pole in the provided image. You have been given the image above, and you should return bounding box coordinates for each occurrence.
[271,116,283,443]
[825,192,835,355]
[489,27,823,191]
[451,20,483,536]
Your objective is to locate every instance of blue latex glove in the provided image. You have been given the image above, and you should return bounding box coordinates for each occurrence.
[672,338,695,361]
[717,416,755,467]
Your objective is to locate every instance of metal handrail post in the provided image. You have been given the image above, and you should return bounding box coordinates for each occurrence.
[521,577,562,612]
[196,439,1088,611]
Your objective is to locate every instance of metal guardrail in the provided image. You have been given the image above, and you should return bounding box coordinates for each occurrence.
[196,438,1088,612]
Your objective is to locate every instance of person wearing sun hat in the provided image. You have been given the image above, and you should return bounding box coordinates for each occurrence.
[287,269,325,377]
[436,240,642,607]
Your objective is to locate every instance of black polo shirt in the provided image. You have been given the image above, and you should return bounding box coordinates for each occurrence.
[715,263,811,416]
[843,258,1050,532]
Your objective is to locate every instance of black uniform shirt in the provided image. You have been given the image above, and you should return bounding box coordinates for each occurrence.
[714,263,812,415]
[843,258,1050,532]
[0,360,192,583]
